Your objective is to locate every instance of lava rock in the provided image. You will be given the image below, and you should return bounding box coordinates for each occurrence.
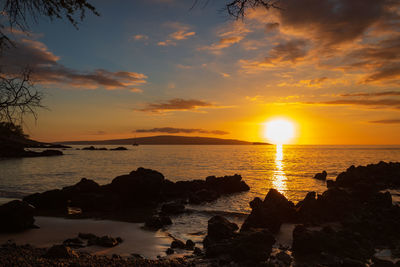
[314,170,327,180]
[0,200,35,232]
[44,245,77,259]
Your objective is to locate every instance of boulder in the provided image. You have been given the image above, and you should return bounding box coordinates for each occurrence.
[110,147,128,151]
[161,202,185,214]
[314,170,327,180]
[0,200,35,232]
[207,215,238,241]
[23,189,69,211]
[44,245,77,259]
[171,239,186,249]
[144,215,172,230]
[186,239,195,250]
[241,189,295,233]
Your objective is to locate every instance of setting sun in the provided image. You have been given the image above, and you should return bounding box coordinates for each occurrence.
[264,118,296,144]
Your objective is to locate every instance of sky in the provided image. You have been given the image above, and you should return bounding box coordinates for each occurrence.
[1,0,400,144]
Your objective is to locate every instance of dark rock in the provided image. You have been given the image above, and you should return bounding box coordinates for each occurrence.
[24,189,69,211]
[343,258,368,267]
[207,215,238,241]
[70,178,100,193]
[0,200,35,232]
[166,248,174,255]
[171,239,185,249]
[110,147,128,151]
[314,170,327,180]
[326,179,336,188]
[276,251,292,265]
[193,247,203,255]
[44,245,77,259]
[144,215,172,230]
[109,167,165,206]
[186,239,195,250]
[161,202,185,214]
[94,236,119,247]
[371,258,395,267]
[205,174,250,194]
[63,238,84,248]
[249,197,263,209]
[241,189,295,233]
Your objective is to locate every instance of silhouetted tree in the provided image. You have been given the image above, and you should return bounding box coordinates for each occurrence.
[225,0,281,18]
[0,0,98,125]
[0,68,43,124]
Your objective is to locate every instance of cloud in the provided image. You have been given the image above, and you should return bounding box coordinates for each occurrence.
[136,98,213,113]
[307,99,400,110]
[369,119,400,124]
[240,39,309,71]
[239,1,400,83]
[133,34,149,41]
[158,22,195,46]
[341,91,400,97]
[1,39,147,90]
[199,21,251,53]
[134,127,229,135]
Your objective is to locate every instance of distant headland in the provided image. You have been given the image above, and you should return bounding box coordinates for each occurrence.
[59,135,271,145]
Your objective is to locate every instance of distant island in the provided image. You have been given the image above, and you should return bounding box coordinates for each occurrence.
[60,135,271,145]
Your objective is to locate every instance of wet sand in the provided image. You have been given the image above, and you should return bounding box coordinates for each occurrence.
[0,216,173,259]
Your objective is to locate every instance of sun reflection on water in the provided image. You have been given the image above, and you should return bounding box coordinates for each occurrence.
[272,144,288,194]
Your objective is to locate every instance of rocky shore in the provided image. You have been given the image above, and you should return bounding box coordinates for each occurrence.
[1,161,400,266]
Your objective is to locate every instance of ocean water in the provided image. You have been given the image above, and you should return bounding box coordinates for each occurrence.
[1,145,400,244]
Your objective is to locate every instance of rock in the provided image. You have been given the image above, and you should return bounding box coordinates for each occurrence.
[70,178,100,193]
[205,174,250,194]
[189,189,219,204]
[110,147,128,151]
[95,236,119,247]
[207,215,238,241]
[109,167,165,206]
[63,238,84,248]
[326,179,336,188]
[314,170,327,180]
[193,247,203,255]
[276,251,292,265]
[343,258,367,267]
[44,245,77,259]
[24,189,69,211]
[166,248,174,255]
[171,239,185,249]
[0,200,35,232]
[40,150,63,156]
[144,215,172,230]
[231,229,275,262]
[205,228,275,262]
[241,189,295,233]
[186,239,195,250]
[161,202,185,214]
[249,197,263,209]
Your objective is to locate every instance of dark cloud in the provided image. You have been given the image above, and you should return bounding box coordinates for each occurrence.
[267,39,309,63]
[0,39,147,90]
[369,119,400,124]
[308,99,400,110]
[341,91,400,97]
[137,98,213,112]
[279,0,397,45]
[135,127,229,135]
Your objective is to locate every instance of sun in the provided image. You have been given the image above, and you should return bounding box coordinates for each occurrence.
[264,118,296,144]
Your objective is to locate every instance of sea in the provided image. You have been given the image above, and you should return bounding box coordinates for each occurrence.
[1,144,400,248]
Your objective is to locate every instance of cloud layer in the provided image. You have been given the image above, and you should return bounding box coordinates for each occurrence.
[135,127,229,135]
[136,98,213,113]
[1,39,147,90]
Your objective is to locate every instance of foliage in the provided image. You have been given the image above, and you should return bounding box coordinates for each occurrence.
[0,121,27,138]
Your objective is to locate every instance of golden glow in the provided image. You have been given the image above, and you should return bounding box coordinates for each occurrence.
[264,118,295,144]
[272,144,287,194]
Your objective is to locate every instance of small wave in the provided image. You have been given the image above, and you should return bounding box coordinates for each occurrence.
[186,208,249,218]
[0,190,28,198]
